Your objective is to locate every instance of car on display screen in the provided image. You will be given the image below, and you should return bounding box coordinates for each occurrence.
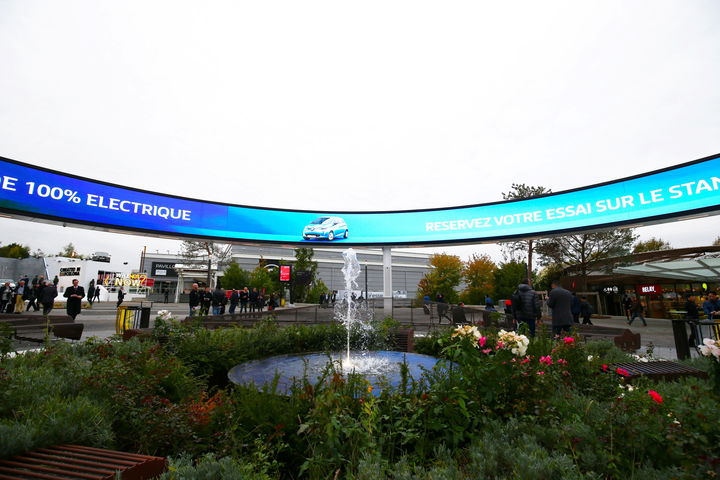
[302,216,349,241]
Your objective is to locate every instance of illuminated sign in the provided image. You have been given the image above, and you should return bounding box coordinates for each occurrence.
[105,273,149,288]
[1,154,719,246]
[279,265,292,282]
[637,284,663,295]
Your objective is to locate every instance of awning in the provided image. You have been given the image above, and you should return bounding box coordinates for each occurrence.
[614,257,720,281]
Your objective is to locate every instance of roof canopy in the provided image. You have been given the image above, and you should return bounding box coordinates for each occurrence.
[614,257,720,282]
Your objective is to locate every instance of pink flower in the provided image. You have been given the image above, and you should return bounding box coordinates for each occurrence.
[482,348,492,354]
[557,358,568,365]
[539,355,553,366]
[563,337,575,344]
[601,364,608,372]
[497,341,504,349]
[478,336,487,347]
[537,371,545,375]
[615,368,630,377]
[648,390,663,404]
[520,358,530,365]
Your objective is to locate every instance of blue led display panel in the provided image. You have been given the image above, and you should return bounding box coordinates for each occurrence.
[1,154,719,246]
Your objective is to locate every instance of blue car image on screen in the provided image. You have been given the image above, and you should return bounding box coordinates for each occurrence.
[302,216,349,241]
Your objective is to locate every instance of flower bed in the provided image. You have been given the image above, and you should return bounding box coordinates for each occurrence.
[1,317,719,479]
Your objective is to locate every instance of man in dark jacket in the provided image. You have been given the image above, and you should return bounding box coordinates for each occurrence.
[249,288,259,313]
[64,279,85,320]
[229,289,239,314]
[188,283,200,316]
[547,280,573,336]
[39,281,58,315]
[211,286,226,315]
[511,280,542,336]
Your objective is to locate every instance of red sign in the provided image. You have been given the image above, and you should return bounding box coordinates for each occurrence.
[636,284,662,295]
[142,278,155,287]
[279,265,292,282]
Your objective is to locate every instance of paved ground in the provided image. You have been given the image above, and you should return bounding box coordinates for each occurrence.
[8,301,694,360]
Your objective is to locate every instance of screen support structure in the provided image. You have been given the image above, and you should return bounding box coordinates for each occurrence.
[383,247,393,316]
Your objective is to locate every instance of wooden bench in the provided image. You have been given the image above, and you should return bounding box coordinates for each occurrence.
[575,325,641,352]
[0,314,84,342]
[609,361,708,382]
[0,444,166,479]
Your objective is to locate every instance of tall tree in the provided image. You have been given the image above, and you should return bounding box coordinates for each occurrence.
[180,241,233,287]
[417,253,464,303]
[501,183,552,286]
[58,243,78,258]
[632,237,672,253]
[0,243,31,259]
[535,229,637,290]
[292,248,318,303]
[461,253,497,305]
[492,260,529,300]
[220,260,252,289]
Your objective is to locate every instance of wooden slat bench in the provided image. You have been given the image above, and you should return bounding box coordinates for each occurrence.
[0,444,166,479]
[610,361,708,382]
[0,315,84,342]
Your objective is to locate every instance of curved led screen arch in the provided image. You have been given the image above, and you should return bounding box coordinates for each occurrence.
[1,154,719,246]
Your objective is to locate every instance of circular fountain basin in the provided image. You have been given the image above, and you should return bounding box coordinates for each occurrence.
[228,350,450,394]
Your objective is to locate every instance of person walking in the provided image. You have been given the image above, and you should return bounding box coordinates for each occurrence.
[188,283,201,316]
[511,279,542,336]
[25,284,39,312]
[622,295,633,322]
[628,298,647,326]
[64,279,85,320]
[39,281,58,315]
[571,293,581,324]
[547,280,573,336]
[0,282,12,313]
[13,280,27,314]
[685,293,701,347]
[451,302,467,325]
[116,288,125,308]
[580,296,594,325]
[93,286,101,303]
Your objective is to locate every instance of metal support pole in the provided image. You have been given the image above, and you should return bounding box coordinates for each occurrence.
[383,247,392,318]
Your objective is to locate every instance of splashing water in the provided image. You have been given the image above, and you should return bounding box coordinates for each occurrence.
[337,248,378,370]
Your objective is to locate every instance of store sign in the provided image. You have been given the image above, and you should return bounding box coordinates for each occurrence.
[637,284,663,295]
[603,286,619,294]
[151,262,177,277]
[279,265,292,282]
[59,266,81,276]
[1,154,719,246]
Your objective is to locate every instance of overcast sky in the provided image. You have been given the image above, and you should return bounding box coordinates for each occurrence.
[0,1,718,267]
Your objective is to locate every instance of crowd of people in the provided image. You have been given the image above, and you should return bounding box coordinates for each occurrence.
[187,283,280,316]
[0,274,60,315]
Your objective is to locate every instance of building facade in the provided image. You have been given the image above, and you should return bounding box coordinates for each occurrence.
[141,245,432,301]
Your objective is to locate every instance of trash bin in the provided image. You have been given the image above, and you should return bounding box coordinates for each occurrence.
[671,319,691,360]
[139,307,151,328]
[115,306,135,334]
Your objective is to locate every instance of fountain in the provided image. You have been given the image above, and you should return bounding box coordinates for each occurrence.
[228,248,450,394]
